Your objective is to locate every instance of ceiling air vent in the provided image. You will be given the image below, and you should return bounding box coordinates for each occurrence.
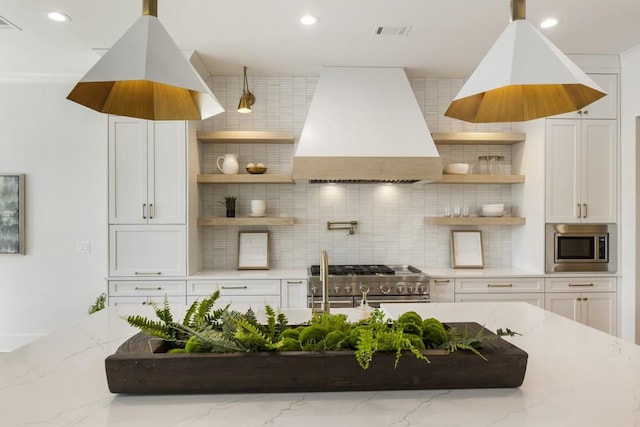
[373,25,411,36]
[0,15,21,30]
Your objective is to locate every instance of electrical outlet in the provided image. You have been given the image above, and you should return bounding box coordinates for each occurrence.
[77,241,91,254]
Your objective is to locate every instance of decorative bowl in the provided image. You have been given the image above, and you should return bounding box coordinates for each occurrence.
[481,203,504,212]
[246,166,267,174]
[443,163,469,175]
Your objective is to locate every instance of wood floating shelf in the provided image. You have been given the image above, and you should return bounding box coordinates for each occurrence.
[436,174,525,184]
[432,132,526,145]
[198,217,295,226]
[197,174,294,184]
[424,217,526,226]
[197,130,295,144]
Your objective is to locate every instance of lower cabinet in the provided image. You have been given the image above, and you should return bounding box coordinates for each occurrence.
[281,279,308,309]
[107,280,187,307]
[544,277,617,335]
[187,279,281,311]
[430,278,454,303]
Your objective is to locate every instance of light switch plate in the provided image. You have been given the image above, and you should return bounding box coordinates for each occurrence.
[77,241,91,254]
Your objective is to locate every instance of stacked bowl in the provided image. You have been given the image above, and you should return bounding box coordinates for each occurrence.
[480,204,505,217]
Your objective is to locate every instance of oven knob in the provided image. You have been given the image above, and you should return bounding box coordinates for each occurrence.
[418,282,429,294]
[396,282,405,293]
[345,285,352,294]
[359,284,370,294]
[334,285,341,294]
[407,283,416,293]
[310,286,318,295]
[380,283,392,295]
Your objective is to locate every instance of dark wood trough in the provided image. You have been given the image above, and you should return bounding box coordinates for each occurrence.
[105,322,528,394]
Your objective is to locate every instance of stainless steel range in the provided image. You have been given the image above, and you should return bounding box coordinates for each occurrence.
[308,264,430,309]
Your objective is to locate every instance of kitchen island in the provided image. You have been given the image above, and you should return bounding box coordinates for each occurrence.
[1,302,639,426]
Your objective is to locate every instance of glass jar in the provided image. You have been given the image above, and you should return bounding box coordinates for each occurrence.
[496,156,505,175]
[478,156,488,174]
[488,156,498,175]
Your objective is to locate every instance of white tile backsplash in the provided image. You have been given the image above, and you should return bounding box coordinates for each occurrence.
[200,76,513,270]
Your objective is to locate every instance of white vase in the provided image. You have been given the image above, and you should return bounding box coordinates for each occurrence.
[216,154,239,175]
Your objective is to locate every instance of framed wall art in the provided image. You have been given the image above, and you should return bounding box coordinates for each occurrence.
[451,230,483,268]
[0,174,25,255]
[237,231,270,270]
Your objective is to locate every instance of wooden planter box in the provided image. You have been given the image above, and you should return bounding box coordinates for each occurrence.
[105,322,528,394]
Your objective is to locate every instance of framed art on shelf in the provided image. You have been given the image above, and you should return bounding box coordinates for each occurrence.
[0,174,25,255]
[451,230,483,268]
[237,231,270,270]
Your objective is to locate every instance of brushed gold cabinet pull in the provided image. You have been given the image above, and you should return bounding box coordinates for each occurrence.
[143,203,147,219]
[135,271,162,275]
[582,203,587,218]
[286,281,303,284]
[434,279,450,284]
[150,203,154,219]
[576,203,581,218]
[569,283,594,287]
[487,283,513,288]
[221,286,248,290]
[135,286,162,291]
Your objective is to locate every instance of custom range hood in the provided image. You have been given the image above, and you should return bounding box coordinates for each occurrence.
[293,67,442,183]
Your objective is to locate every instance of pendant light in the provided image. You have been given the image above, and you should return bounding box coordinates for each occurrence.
[66,0,224,121]
[445,0,606,123]
[237,66,255,114]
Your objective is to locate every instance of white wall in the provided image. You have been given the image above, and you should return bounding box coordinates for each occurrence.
[0,78,107,351]
[620,46,640,343]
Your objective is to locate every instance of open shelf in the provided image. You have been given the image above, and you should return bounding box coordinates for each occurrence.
[432,132,526,145]
[197,130,295,144]
[198,217,295,226]
[435,174,525,184]
[424,217,526,226]
[197,174,294,184]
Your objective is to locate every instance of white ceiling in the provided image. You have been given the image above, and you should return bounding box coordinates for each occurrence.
[2,0,640,78]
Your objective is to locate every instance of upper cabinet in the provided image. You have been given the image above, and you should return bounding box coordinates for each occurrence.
[545,119,617,223]
[109,117,186,225]
[550,74,618,120]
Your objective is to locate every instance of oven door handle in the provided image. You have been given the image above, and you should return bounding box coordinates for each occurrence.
[364,297,431,304]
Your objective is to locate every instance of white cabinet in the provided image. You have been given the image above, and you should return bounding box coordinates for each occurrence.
[109,225,187,277]
[551,74,618,119]
[187,279,281,311]
[430,278,454,303]
[545,119,617,223]
[107,280,186,307]
[109,116,186,225]
[281,279,308,309]
[544,277,617,335]
[453,277,544,308]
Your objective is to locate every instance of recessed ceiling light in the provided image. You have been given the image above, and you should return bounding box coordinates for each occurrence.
[540,17,559,28]
[47,11,71,22]
[300,15,319,25]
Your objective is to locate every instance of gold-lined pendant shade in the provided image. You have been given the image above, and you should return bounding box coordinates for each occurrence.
[67,2,223,121]
[445,0,606,123]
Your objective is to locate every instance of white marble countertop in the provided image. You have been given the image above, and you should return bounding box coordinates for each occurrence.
[2,302,639,426]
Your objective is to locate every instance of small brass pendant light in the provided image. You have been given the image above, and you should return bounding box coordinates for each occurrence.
[67,0,224,121]
[445,0,606,123]
[237,66,256,114]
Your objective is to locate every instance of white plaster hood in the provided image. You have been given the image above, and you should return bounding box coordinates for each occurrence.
[293,67,442,183]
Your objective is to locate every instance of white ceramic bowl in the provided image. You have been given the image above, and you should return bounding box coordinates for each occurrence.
[481,203,504,212]
[443,163,469,175]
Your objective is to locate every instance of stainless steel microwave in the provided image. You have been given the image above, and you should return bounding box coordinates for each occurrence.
[545,224,616,273]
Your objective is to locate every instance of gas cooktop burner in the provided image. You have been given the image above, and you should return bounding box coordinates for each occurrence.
[309,264,396,276]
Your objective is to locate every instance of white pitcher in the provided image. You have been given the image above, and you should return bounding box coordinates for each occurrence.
[216,154,239,175]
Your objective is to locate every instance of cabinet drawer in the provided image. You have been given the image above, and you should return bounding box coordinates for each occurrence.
[430,278,454,303]
[545,277,616,292]
[186,295,281,311]
[455,277,544,293]
[454,292,544,308]
[108,295,186,307]
[109,280,186,296]
[188,280,281,296]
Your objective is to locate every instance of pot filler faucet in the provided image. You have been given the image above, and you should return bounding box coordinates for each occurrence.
[320,250,330,314]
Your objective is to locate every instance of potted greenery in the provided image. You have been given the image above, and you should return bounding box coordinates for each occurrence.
[220,195,237,217]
